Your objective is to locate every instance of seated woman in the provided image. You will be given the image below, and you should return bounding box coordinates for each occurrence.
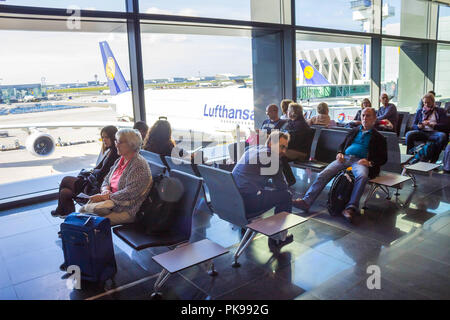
[51,126,119,217]
[307,102,332,127]
[281,102,312,162]
[86,128,152,226]
[280,99,293,120]
[143,118,193,160]
[347,98,371,128]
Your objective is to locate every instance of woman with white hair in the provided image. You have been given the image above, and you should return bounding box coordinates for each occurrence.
[86,128,152,225]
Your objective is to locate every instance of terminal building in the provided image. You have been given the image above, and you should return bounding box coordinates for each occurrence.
[0,0,449,303]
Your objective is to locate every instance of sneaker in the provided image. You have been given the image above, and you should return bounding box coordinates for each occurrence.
[268,234,294,251]
[292,198,310,212]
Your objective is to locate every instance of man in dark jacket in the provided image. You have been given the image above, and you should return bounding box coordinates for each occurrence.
[294,108,387,222]
[406,93,449,160]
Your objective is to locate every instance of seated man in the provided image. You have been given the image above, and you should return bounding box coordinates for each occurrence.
[232,131,300,248]
[377,93,398,132]
[260,104,286,134]
[406,93,449,162]
[294,108,387,223]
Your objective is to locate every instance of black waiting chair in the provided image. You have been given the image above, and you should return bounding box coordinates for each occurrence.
[197,164,306,267]
[140,150,167,167]
[164,155,198,177]
[113,169,218,298]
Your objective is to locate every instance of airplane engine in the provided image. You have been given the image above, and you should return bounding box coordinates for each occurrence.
[26,131,55,157]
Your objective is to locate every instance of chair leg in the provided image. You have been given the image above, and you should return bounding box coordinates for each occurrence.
[363,184,378,209]
[380,185,391,200]
[232,229,256,268]
[208,261,218,277]
[151,269,170,299]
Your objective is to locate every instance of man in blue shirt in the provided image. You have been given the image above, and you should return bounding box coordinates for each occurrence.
[377,93,398,132]
[294,108,387,223]
[233,131,298,249]
[260,104,286,134]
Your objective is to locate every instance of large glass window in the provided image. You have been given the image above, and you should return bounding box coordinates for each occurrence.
[435,44,450,104]
[382,0,429,39]
[438,4,450,41]
[295,0,376,33]
[140,23,255,148]
[0,18,132,199]
[296,33,371,123]
[139,0,284,23]
[0,0,125,11]
[381,39,427,112]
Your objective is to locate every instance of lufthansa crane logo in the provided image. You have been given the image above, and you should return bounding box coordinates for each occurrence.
[105,57,115,80]
[303,65,314,79]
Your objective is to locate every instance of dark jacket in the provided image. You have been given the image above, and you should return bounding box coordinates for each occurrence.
[337,126,387,179]
[377,103,398,132]
[412,107,450,134]
[281,116,312,154]
[85,146,119,193]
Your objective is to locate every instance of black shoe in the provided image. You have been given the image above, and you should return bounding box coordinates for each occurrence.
[268,234,294,251]
[51,210,61,217]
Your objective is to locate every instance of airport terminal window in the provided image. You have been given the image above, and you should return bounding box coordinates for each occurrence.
[139,0,284,23]
[139,24,254,149]
[381,39,427,112]
[296,33,371,123]
[435,44,450,104]
[295,0,376,33]
[0,0,126,11]
[438,4,450,41]
[0,24,132,200]
[382,0,429,39]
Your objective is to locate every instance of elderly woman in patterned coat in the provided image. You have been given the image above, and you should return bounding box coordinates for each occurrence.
[89,128,152,225]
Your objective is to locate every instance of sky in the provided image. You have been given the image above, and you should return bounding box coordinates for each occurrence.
[0,0,448,85]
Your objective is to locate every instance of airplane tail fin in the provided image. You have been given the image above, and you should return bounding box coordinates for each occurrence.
[299,59,330,85]
[99,41,130,95]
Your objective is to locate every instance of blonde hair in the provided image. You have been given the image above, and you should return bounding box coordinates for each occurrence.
[280,99,293,115]
[317,102,329,115]
[288,102,303,120]
[423,93,435,104]
[361,98,372,109]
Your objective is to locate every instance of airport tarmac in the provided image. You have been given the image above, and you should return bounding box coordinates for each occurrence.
[0,107,118,185]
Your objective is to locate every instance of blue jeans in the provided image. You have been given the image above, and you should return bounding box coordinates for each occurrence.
[242,189,293,219]
[303,155,369,211]
[406,130,448,154]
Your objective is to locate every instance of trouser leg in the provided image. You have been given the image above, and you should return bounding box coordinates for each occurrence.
[346,162,369,211]
[406,130,428,154]
[302,159,347,207]
[243,189,293,219]
[56,176,82,215]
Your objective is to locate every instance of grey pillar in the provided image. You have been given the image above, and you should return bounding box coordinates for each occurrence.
[126,0,146,122]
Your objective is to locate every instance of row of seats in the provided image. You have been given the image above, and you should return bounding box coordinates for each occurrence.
[290,127,403,174]
[113,151,306,298]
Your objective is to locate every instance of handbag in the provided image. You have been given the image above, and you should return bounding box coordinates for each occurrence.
[79,199,115,215]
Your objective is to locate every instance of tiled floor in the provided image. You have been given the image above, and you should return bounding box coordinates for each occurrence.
[0,168,449,300]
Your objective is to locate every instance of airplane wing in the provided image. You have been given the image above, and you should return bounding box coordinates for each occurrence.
[0,121,134,130]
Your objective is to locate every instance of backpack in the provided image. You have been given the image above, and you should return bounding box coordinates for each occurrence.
[327,168,355,216]
[410,142,440,164]
[137,174,184,235]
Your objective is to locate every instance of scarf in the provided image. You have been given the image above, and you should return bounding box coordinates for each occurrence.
[422,107,435,121]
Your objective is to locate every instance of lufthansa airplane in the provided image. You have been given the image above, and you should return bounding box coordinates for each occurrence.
[0,41,328,157]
